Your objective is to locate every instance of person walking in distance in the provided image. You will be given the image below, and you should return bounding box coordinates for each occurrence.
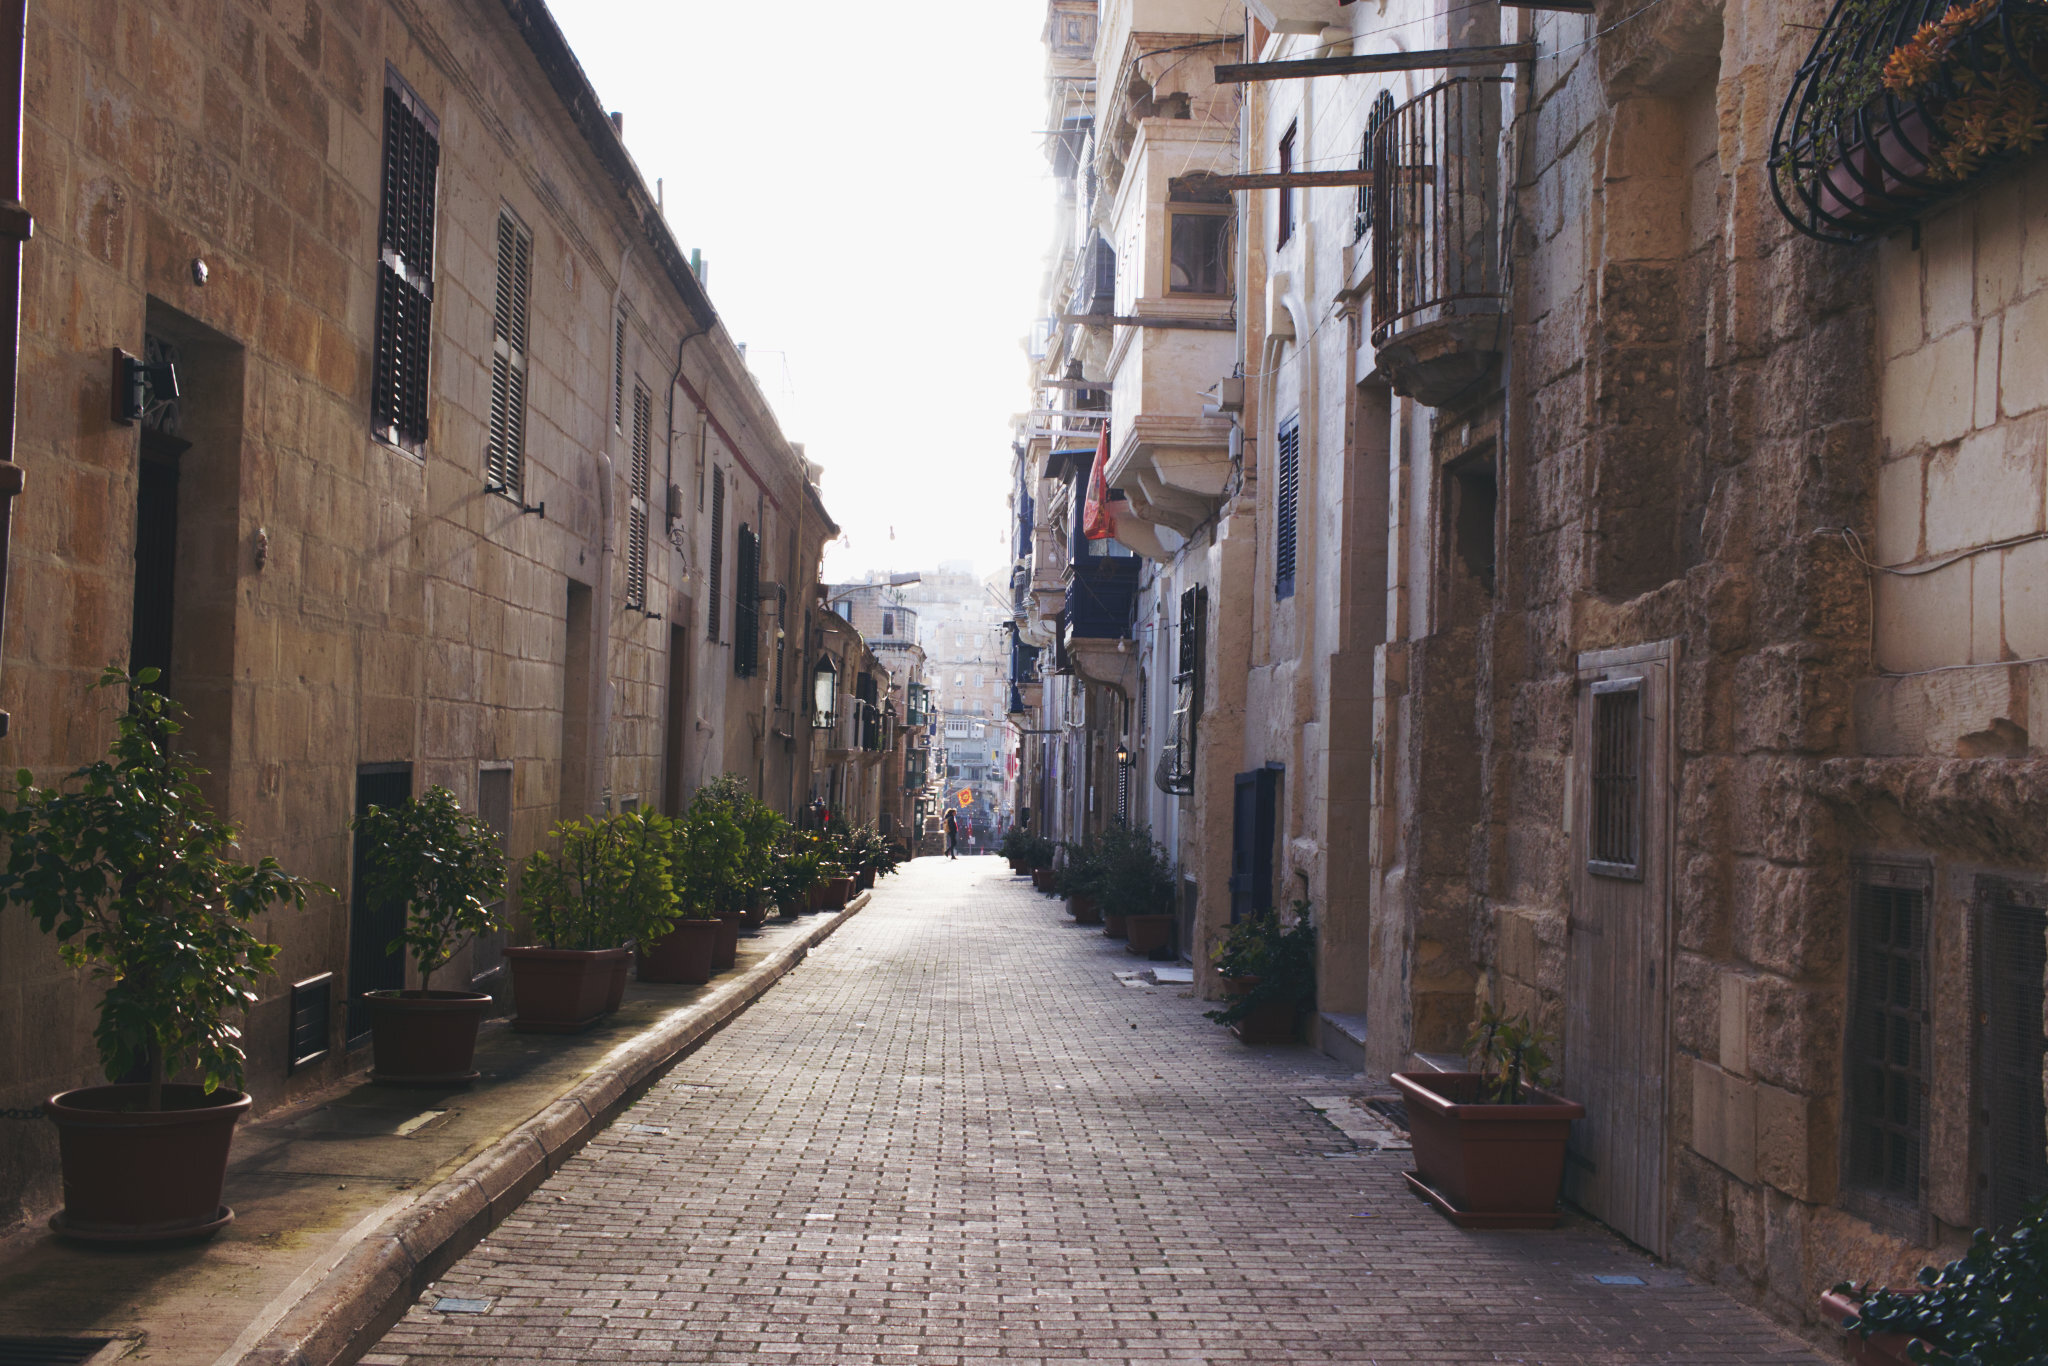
[942,807,959,860]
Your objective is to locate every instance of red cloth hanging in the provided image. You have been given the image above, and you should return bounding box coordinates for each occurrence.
[1082,424,1117,541]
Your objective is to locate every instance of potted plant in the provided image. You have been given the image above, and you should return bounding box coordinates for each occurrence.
[770,837,824,919]
[643,797,738,983]
[1205,904,1316,1044]
[1210,914,1269,998]
[1824,1197,2048,1365]
[351,786,508,1084]
[1392,1002,1586,1228]
[688,774,786,952]
[511,811,671,1031]
[0,668,321,1241]
[1056,835,1104,924]
[1100,826,1175,955]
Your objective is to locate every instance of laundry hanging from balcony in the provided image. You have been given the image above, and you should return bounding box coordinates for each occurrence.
[1083,425,1118,540]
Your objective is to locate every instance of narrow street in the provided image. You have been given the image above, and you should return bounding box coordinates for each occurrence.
[368,860,1824,1366]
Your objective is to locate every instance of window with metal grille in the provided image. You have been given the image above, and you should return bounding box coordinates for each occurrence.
[373,73,439,451]
[1159,584,1205,795]
[734,524,760,677]
[1355,90,1395,243]
[1843,861,1932,1234]
[486,210,531,495]
[627,382,651,609]
[612,310,627,433]
[1587,681,1642,877]
[707,468,724,640]
[1974,877,2048,1236]
[1274,419,1300,600]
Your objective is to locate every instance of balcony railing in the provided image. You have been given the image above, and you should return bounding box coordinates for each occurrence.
[1370,77,1509,406]
[1064,555,1142,641]
[1769,0,2048,244]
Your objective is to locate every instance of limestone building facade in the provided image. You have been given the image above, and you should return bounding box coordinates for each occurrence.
[1008,0,2048,1335]
[0,0,837,1229]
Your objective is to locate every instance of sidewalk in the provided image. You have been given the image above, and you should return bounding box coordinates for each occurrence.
[0,895,870,1366]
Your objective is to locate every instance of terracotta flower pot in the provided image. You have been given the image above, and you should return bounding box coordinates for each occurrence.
[818,877,851,911]
[1067,893,1101,925]
[366,989,492,1084]
[856,869,875,891]
[1220,973,1261,998]
[1033,868,1054,893]
[45,1083,250,1242]
[1817,105,1936,228]
[1125,913,1173,955]
[506,947,627,1033]
[713,914,744,971]
[742,903,770,929]
[1230,996,1298,1045]
[637,919,719,985]
[1392,1071,1586,1228]
[1102,912,1129,939]
[1819,1289,1923,1366]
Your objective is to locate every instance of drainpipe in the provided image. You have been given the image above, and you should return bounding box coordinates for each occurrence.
[589,242,632,815]
[0,2,29,741]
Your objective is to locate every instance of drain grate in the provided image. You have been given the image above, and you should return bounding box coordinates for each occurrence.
[0,1338,120,1366]
[1362,1097,1409,1133]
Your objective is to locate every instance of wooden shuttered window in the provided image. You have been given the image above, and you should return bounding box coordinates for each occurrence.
[613,312,627,433]
[1159,584,1205,795]
[486,210,531,495]
[627,382,652,609]
[1974,878,2048,1236]
[1274,418,1300,599]
[707,468,725,640]
[734,524,761,677]
[374,75,439,450]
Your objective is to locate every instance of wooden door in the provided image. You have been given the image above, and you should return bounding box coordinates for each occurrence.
[1566,641,1675,1254]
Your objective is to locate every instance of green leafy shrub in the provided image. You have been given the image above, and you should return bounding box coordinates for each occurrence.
[670,799,744,920]
[521,810,676,949]
[352,786,506,991]
[0,668,323,1106]
[1465,1001,1559,1104]
[1839,1198,2048,1365]
[1205,901,1317,1025]
[690,774,787,910]
[1053,834,1106,899]
[1096,825,1173,919]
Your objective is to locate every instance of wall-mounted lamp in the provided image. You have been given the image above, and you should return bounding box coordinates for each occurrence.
[112,348,179,426]
[1115,743,1131,767]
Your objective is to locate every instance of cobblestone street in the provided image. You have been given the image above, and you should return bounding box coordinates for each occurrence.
[369,860,1827,1365]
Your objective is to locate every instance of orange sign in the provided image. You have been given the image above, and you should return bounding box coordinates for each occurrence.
[957,789,973,807]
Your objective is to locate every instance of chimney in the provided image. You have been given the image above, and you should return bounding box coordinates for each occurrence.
[608,110,625,137]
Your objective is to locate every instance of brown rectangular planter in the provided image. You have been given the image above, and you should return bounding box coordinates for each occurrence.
[1066,894,1101,925]
[507,947,627,1033]
[1230,997,1298,1045]
[1818,1289,1921,1366]
[713,914,744,970]
[1392,1071,1585,1229]
[1101,912,1128,939]
[637,920,719,985]
[1124,914,1172,955]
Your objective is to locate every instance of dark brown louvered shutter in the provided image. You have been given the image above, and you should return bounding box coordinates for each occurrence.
[373,75,439,450]
[613,311,627,433]
[1274,419,1300,599]
[734,524,759,677]
[707,468,724,640]
[487,210,531,494]
[628,383,651,609]
[1975,878,2048,1235]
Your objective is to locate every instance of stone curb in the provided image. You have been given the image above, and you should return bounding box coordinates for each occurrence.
[234,891,874,1366]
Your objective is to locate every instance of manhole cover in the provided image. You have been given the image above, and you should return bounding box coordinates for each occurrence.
[0,1338,123,1366]
[1361,1097,1409,1133]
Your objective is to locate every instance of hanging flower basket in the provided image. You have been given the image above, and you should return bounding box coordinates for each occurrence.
[1770,0,2048,244]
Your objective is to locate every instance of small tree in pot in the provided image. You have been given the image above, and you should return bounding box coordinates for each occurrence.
[351,786,507,1084]
[643,796,740,983]
[0,668,322,1241]
[1392,1002,1586,1228]
[1205,904,1316,1043]
[512,811,674,1030]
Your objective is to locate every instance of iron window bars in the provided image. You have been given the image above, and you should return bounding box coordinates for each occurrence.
[1586,679,1643,880]
[1158,585,1205,795]
[1769,0,2048,245]
[373,72,439,451]
[1843,859,1934,1238]
[1369,77,1510,349]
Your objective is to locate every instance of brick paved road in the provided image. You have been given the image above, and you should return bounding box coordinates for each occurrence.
[370,858,1827,1365]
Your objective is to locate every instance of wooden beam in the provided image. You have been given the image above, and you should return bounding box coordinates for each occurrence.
[1037,378,1112,390]
[1213,42,1537,83]
[1500,1,1593,11]
[1205,169,1375,190]
[1055,314,1236,332]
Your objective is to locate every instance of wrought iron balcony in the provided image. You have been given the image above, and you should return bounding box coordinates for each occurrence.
[1770,0,2048,245]
[1370,77,1509,407]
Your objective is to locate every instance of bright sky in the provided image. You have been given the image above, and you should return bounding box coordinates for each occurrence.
[551,1,1053,584]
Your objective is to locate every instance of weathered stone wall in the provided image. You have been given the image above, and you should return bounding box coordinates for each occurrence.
[0,0,827,1231]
